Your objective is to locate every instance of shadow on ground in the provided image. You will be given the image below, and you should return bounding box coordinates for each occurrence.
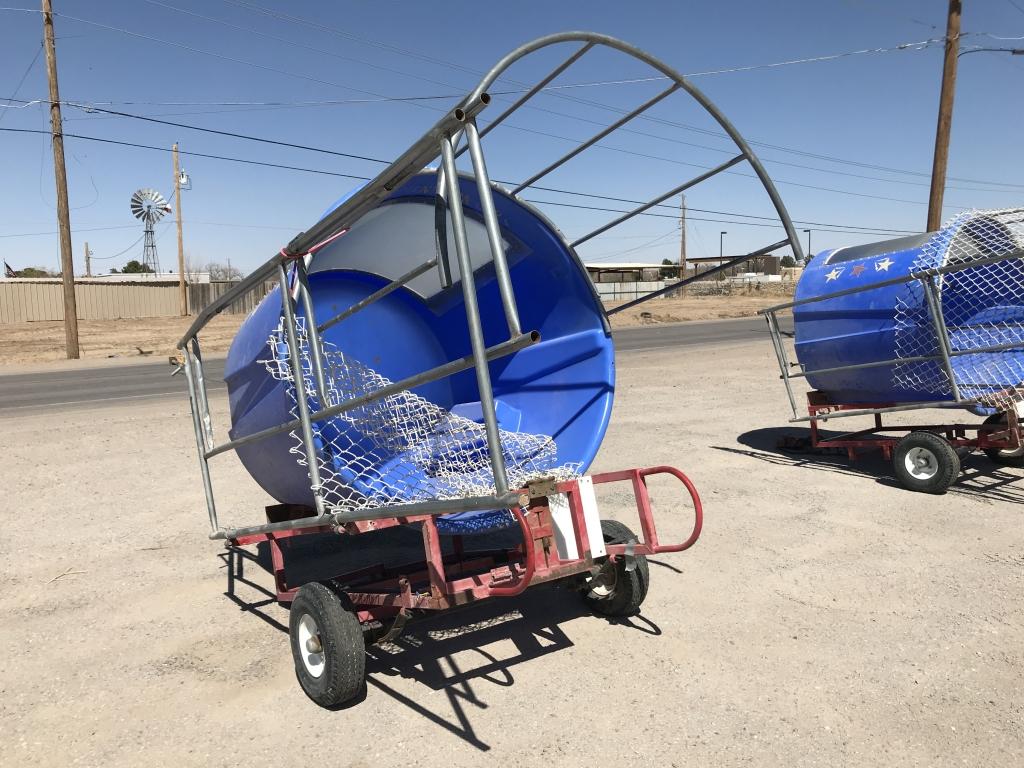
[219,542,662,751]
[715,426,1024,504]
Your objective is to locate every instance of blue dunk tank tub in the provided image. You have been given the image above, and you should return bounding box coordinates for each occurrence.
[761,207,1024,494]
[224,173,616,533]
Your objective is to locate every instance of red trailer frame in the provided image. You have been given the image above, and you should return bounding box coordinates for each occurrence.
[777,391,1024,493]
[800,391,1023,461]
[230,465,702,628]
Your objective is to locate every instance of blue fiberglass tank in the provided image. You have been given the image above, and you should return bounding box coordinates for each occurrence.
[223,172,614,519]
[793,211,1024,407]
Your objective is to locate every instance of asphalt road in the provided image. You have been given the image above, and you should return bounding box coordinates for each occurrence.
[0,316,787,413]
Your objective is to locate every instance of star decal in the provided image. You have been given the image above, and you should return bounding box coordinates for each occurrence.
[875,257,894,272]
[851,264,866,277]
[825,266,844,282]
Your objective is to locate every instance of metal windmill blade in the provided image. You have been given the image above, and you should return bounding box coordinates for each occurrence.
[130,188,171,273]
[130,188,171,224]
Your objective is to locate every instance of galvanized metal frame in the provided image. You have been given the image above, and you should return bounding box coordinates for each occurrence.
[176,32,804,539]
[760,248,1024,422]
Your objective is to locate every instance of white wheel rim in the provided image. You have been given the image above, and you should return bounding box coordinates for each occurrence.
[297,613,325,678]
[905,446,939,480]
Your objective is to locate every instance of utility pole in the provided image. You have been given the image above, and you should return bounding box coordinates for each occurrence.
[84,241,91,277]
[926,0,961,232]
[42,0,79,358]
[173,142,187,315]
[678,194,687,282]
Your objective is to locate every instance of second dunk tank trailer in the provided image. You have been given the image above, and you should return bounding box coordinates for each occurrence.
[761,208,1024,494]
[177,33,806,708]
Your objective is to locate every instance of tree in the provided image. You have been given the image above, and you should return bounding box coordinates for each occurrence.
[120,260,154,274]
[780,255,797,268]
[15,266,57,278]
[207,261,242,281]
[660,258,677,279]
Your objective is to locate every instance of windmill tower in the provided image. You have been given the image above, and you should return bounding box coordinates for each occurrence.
[130,188,171,273]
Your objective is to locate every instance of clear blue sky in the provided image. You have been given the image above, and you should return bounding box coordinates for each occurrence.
[1,0,1022,274]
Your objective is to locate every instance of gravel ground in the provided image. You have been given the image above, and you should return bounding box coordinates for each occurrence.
[1,338,1022,767]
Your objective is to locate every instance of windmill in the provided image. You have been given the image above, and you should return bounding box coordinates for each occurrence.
[130,188,171,273]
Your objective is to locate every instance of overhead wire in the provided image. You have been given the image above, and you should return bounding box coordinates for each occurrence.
[2,6,1013,240]
[210,0,1023,188]
[16,2,1017,189]
[0,126,921,237]
[16,97,1015,205]
[0,42,41,126]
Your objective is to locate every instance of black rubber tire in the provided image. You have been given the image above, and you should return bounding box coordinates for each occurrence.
[892,431,960,494]
[583,519,650,617]
[982,413,1024,468]
[289,582,365,708]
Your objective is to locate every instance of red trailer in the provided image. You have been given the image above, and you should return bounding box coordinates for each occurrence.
[227,467,701,707]
[778,391,1024,493]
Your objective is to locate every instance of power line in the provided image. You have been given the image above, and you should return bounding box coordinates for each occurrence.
[61,103,392,166]
[0,220,303,239]
[0,42,41,126]
[0,126,925,235]
[141,0,476,97]
[521,196,917,236]
[12,89,1023,195]
[48,10,445,109]
[31,99,1015,204]
[0,126,375,181]
[527,184,919,233]
[14,5,1020,190]
[0,223,138,239]
[212,1,1020,188]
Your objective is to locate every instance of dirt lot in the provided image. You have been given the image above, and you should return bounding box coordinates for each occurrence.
[2,337,1022,767]
[0,314,246,365]
[606,292,791,328]
[0,289,794,364]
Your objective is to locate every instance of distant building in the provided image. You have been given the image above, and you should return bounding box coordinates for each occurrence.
[585,262,666,283]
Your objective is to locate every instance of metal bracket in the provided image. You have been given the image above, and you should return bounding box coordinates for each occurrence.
[527,477,558,499]
[375,607,411,645]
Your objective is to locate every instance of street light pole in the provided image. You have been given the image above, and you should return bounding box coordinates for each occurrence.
[803,229,812,260]
[719,231,727,262]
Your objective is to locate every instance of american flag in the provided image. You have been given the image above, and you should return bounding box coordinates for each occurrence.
[4,261,16,278]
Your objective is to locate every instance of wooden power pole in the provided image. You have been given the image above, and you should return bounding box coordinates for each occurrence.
[926,0,961,232]
[41,0,79,358]
[84,241,91,277]
[678,193,687,281]
[173,142,187,315]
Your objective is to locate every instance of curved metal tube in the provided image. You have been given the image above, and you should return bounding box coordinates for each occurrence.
[637,465,703,553]
[462,31,804,262]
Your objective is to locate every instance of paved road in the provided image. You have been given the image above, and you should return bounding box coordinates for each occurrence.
[0,316,788,413]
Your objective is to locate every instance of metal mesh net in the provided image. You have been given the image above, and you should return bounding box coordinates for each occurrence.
[260,317,581,514]
[893,207,1024,410]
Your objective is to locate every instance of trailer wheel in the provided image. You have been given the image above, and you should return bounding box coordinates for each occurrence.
[289,582,365,708]
[583,519,650,617]
[982,413,1024,468]
[893,431,960,494]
